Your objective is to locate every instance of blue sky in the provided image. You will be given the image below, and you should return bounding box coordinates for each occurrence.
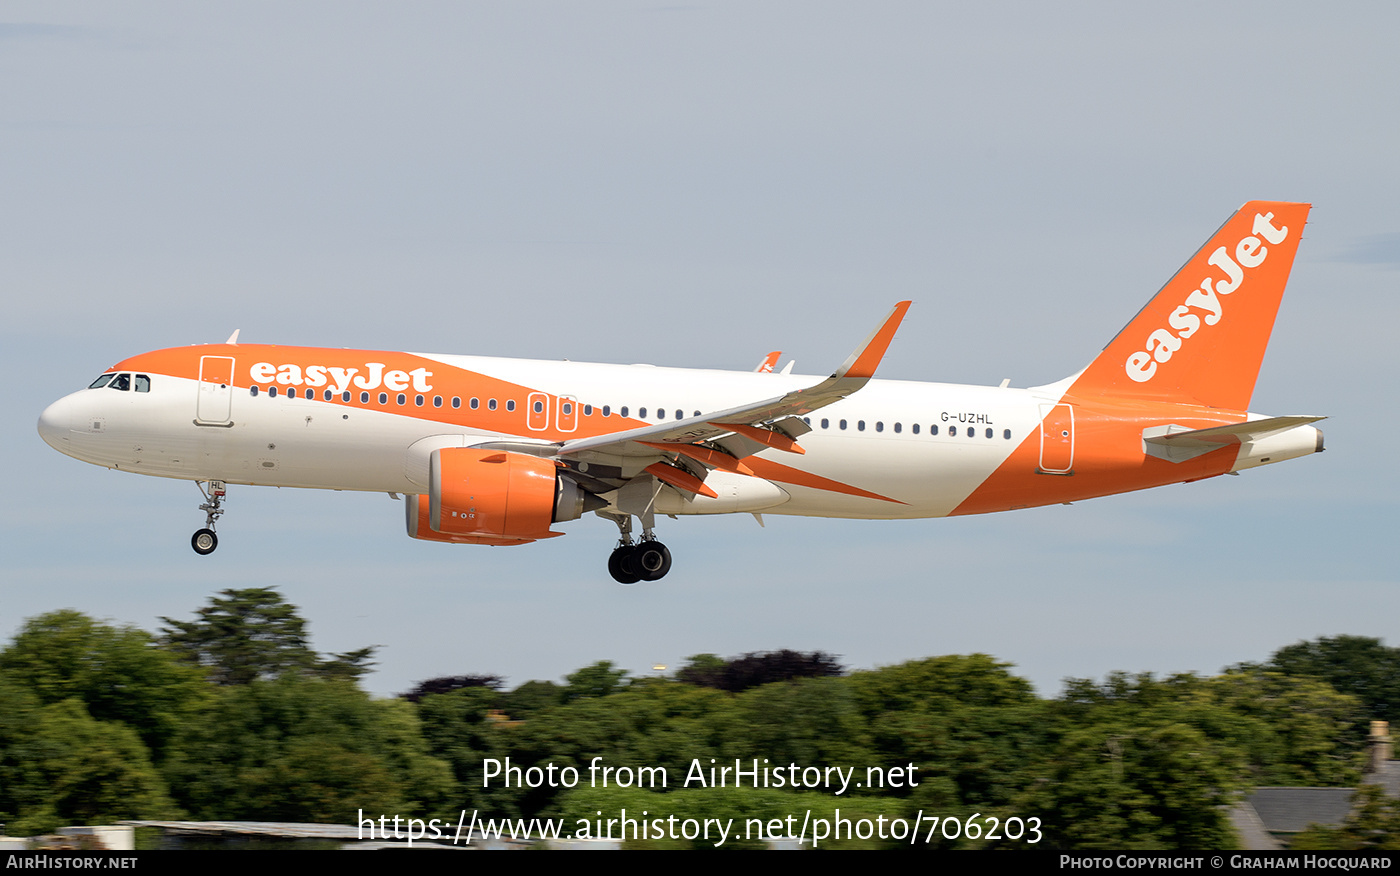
[4,2,1397,697]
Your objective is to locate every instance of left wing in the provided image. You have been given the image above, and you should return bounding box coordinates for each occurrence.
[554,302,910,495]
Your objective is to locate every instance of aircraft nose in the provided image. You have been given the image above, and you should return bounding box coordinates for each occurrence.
[37,395,78,452]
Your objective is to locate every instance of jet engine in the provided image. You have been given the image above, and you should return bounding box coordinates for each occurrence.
[404,447,597,545]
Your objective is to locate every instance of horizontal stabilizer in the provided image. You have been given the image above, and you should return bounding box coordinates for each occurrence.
[1143,415,1325,462]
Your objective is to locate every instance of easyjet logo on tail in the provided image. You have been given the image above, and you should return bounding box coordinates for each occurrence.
[1124,212,1289,383]
[249,361,435,393]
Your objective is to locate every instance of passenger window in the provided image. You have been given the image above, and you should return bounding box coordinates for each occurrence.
[323,389,333,401]
[397,393,406,405]
[912,424,919,434]
[621,406,629,417]
[361,392,370,403]
[488,399,497,411]
[930,425,939,435]
[602,405,611,417]
[452,397,461,409]
[986,428,993,439]
[250,386,259,397]
[378,392,387,404]
[639,407,648,419]
[269,386,278,398]
[821,418,829,429]
[434,396,443,408]
[506,400,515,412]
[415,395,424,406]
[1004,429,1011,440]
[470,398,479,409]
[893,423,901,433]
[875,421,883,433]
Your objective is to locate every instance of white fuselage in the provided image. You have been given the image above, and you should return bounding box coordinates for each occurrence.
[39,353,1057,521]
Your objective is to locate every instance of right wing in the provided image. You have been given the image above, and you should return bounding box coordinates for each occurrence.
[552,302,911,496]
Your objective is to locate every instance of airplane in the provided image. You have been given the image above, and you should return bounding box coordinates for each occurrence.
[38,201,1324,584]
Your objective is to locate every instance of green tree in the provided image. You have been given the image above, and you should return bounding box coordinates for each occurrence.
[1200,668,1364,785]
[1264,636,1400,729]
[677,650,844,693]
[500,679,563,718]
[675,654,727,689]
[0,683,177,836]
[402,674,504,703]
[848,654,1039,718]
[0,610,208,758]
[563,660,629,702]
[415,686,513,813]
[1054,670,1363,787]
[159,588,375,685]
[725,676,874,769]
[163,675,451,822]
[1010,721,1245,850]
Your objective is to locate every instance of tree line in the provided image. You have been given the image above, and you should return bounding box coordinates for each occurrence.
[0,587,1396,848]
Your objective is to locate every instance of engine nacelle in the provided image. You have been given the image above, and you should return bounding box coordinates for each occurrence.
[404,448,590,545]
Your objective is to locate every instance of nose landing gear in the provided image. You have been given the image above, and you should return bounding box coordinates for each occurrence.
[192,480,226,556]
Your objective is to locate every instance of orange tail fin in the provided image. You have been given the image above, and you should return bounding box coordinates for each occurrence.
[1068,201,1310,410]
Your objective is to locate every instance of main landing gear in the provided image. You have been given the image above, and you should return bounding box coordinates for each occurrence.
[605,513,672,584]
[192,480,226,556]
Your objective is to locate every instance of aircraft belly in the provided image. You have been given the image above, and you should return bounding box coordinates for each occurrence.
[228,402,443,492]
[753,435,1018,520]
[653,470,790,514]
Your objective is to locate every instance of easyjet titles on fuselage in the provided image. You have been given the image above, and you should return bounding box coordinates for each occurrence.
[249,361,435,394]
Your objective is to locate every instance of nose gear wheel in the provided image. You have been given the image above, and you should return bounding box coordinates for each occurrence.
[192,480,226,555]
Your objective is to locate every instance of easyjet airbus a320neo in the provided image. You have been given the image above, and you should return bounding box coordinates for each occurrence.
[39,202,1324,583]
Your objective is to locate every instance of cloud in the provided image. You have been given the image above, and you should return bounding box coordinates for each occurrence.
[0,23,99,42]
[1335,233,1400,269]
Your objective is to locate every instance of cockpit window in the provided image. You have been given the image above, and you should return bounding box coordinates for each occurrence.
[108,373,131,391]
[89,374,115,389]
[134,374,151,393]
